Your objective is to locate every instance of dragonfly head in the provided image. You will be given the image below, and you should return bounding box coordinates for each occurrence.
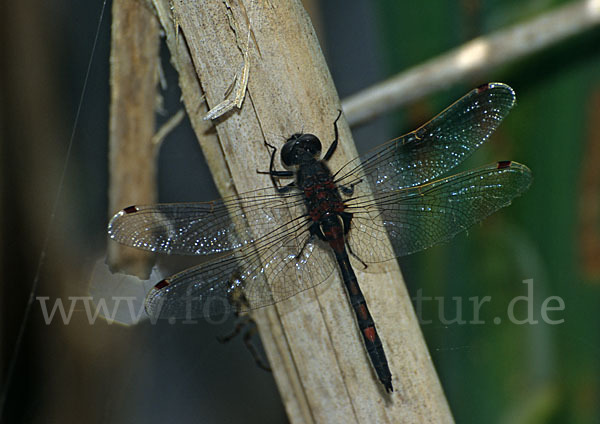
[281,133,322,168]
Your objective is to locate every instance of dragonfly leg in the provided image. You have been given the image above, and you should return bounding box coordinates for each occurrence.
[242,320,272,372]
[217,316,271,372]
[323,110,343,161]
[340,211,367,268]
[217,320,245,344]
[340,211,353,234]
[258,140,294,192]
[346,240,369,270]
[273,181,295,194]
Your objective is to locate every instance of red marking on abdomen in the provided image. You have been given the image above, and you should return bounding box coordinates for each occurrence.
[357,304,369,320]
[325,223,346,253]
[363,326,377,343]
[346,279,360,296]
[497,160,512,169]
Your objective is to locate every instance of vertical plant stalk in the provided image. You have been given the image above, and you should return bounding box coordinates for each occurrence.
[152,0,453,422]
[107,0,160,278]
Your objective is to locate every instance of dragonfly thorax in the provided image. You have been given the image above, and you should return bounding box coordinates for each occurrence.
[281,133,322,168]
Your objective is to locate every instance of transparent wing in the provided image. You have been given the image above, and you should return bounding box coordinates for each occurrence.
[108,83,514,256]
[345,161,532,263]
[144,216,337,319]
[107,186,306,256]
[110,83,524,318]
[335,82,516,192]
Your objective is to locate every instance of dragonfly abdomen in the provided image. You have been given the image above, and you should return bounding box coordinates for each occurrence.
[317,214,393,392]
[331,236,393,393]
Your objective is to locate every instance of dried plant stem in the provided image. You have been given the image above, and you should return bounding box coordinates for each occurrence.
[151,0,453,422]
[107,0,160,277]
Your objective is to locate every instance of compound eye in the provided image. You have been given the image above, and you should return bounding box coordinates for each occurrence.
[305,135,322,158]
[280,138,299,167]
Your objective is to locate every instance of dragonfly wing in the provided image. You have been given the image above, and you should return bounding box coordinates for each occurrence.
[345,161,532,263]
[107,186,306,256]
[145,214,337,319]
[335,83,516,192]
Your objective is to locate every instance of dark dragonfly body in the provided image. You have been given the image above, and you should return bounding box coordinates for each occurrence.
[270,122,393,391]
[108,83,532,393]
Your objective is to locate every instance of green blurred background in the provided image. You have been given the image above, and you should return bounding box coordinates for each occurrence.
[1,0,599,423]
[326,1,600,420]
[370,1,600,423]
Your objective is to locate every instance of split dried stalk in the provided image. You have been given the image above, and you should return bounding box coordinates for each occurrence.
[151,0,452,422]
[107,0,160,278]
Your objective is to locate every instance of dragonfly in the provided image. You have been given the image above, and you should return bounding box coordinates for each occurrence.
[108,82,532,393]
